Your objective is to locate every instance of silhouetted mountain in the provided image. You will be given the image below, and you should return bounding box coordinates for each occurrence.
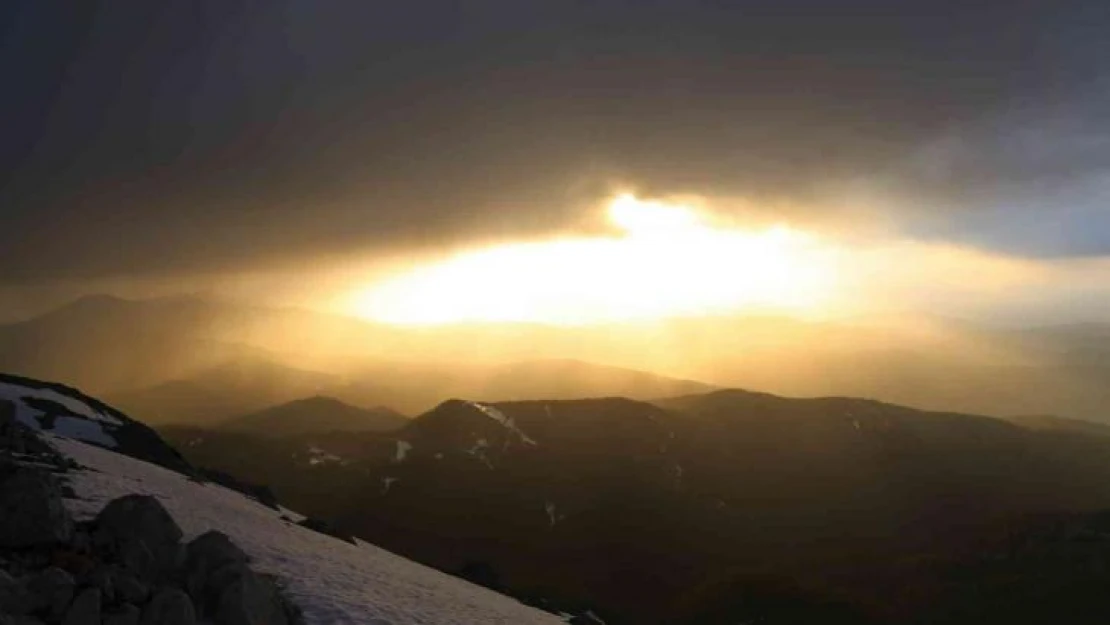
[221,396,408,437]
[163,389,1110,624]
[1005,414,1110,438]
[108,357,341,425]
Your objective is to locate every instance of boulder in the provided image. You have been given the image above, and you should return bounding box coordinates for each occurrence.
[113,574,148,605]
[213,570,289,625]
[0,569,32,615]
[103,604,140,625]
[93,495,182,579]
[0,465,74,548]
[24,567,74,620]
[79,566,114,604]
[0,615,46,625]
[140,588,195,625]
[61,587,100,625]
[182,532,248,609]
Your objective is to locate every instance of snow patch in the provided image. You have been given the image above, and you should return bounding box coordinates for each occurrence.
[51,417,117,448]
[1,382,121,447]
[0,382,123,426]
[393,441,412,463]
[465,439,494,470]
[468,402,538,446]
[306,445,342,466]
[544,502,566,528]
[381,477,399,495]
[584,609,608,624]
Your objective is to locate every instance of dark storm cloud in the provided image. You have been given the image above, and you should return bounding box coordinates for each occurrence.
[2,0,1108,283]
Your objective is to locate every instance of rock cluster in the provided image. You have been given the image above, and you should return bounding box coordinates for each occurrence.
[0,463,302,625]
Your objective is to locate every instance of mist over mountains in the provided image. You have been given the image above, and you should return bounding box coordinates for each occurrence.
[2,294,1109,423]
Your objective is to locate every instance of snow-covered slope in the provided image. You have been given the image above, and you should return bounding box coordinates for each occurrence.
[55,438,562,624]
[2,374,563,625]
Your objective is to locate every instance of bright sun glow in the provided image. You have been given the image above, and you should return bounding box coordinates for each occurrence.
[349,195,838,325]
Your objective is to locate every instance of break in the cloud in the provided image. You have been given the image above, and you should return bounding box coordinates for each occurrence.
[2,0,1109,323]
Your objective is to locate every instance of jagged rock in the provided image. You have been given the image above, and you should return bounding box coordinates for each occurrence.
[295,517,356,545]
[0,570,32,615]
[93,495,183,579]
[25,567,74,620]
[80,566,114,604]
[103,604,139,625]
[196,469,280,511]
[0,465,74,548]
[119,541,156,580]
[113,574,148,605]
[182,531,248,610]
[0,615,46,625]
[62,587,100,625]
[140,588,195,625]
[214,570,289,625]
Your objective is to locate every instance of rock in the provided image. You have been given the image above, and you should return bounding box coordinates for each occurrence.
[62,587,100,625]
[0,615,47,625]
[140,588,195,625]
[102,604,139,625]
[0,465,74,548]
[118,541,155,580]
[24,567,74,620]
[214,570,289,625]
[182,532,248,608]
[113,574,148,605]
[295,517,356,545]
[93,495,182,579]
[195,469,280,511]
[0,569,32,615]
[79,566,114,604]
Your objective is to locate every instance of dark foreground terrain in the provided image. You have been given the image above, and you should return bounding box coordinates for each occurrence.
[162,389,1110,624]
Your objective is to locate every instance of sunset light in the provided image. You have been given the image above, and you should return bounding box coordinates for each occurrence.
[349,195,837,324]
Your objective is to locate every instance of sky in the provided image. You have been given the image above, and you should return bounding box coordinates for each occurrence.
[2,0,1109,323]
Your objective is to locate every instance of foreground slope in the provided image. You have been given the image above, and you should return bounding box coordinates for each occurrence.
[1,374,564,625]
[55,438,563,625]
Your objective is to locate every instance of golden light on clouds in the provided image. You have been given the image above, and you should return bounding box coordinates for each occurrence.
[347,194,839,325]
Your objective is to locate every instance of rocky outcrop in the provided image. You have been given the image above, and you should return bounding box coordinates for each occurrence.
[0,373,194,476]
[296,517,356,545]
[0,464,73,549]
[0,414,302,625]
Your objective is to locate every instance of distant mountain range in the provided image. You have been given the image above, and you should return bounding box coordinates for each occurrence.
[220,396,409,437]
[5,294,1110,425]
[162,387,1110,625]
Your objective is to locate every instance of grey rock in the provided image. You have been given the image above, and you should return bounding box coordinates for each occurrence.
[214,570,289,625]
[0,614,47,625]
[25,567,74,620]
[113,574,148,605]
[182,532,248,609]
[140,588,195,625]
[118,541,155,580]
[102,604,139,625]
[0,569,32,615]
[61,587,100,625]
[79,567,113,604]
[93,495,182,579]
[0,465,74,548]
